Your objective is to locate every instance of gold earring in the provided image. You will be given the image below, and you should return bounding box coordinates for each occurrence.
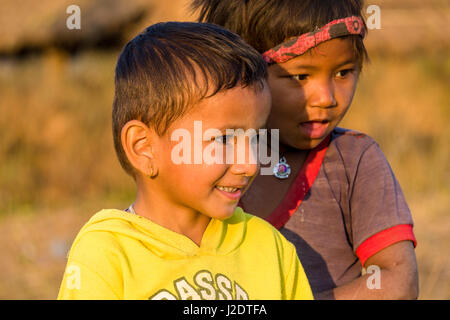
[148,164,155,178]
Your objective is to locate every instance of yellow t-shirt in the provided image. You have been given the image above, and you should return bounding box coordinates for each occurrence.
[58,207,313,300]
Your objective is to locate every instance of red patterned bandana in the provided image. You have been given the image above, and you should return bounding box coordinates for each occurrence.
[262,16,366,64]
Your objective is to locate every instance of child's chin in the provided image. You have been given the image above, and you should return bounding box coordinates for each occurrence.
[209,206,237,221]
[292,135,328,150]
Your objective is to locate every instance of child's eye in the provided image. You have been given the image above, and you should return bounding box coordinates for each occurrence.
[335,69,355,78]
[214,135,235,145]
[290,74,308,81]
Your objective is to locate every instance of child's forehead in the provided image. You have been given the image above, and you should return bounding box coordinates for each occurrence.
[281,38,358,69]
[172,85,271,130]
[262,16,365,64]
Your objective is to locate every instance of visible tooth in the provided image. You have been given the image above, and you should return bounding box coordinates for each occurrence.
[217,186,238,192]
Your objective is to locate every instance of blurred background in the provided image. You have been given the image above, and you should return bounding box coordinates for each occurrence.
[0,0,448,299]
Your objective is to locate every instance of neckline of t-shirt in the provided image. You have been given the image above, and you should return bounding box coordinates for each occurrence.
[265,134,331,229]
[111,207,246,256]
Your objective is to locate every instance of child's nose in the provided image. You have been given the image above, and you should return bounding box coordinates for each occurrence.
[308,79,337,109]
[230,161,259,177]
[229,140,259,177]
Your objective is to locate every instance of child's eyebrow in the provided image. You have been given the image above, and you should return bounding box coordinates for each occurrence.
[334,58,358,68]
[215,123,266,132]
[216,125,241,131]
[287,58,358,72]
[288,64,319,71]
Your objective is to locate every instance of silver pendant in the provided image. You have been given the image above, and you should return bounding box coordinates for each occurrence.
[273,156,291,179]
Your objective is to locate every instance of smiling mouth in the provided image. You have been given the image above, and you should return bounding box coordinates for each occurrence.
[216,186,240,193]
[215,185,244,201]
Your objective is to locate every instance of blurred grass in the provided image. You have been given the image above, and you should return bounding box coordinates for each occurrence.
[341,51,450,300]
[0,50,135,212]
[0,0,449,299]
[343,51,450,199]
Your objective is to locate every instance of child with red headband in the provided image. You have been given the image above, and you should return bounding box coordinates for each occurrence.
[192,0,418,299]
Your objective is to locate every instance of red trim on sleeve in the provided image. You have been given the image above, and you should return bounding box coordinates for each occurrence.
[356,224,417,266]
[265,134,331,230]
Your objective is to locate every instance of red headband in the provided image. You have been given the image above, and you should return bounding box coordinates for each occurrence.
[262,16,366,64]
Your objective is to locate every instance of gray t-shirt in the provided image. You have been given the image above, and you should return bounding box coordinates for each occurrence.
[273,128,415,296]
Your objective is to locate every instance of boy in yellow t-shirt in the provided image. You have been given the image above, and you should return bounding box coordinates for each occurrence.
[58,22,313,300]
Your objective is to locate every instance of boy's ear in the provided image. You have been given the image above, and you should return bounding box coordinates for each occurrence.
[121,120,158,178]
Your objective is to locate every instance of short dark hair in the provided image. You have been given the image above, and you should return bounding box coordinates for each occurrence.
[191,0,369,67]
[112,22,268,176]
